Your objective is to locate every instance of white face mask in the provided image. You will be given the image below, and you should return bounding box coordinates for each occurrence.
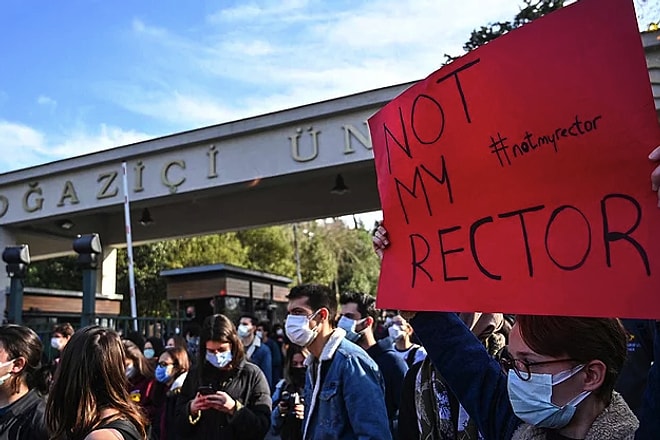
[508,364,591,428]
[285,311,320,347]
[388,324,405,341]
[206,350,232,369]
[337,316,364,343]
[0,359,15,386]
[237,324,251,339]
[50,337,64,351]
[255,330,264,339]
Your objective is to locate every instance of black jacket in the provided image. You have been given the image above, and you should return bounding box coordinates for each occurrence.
[0,388,48,440]
[175,359,271,440]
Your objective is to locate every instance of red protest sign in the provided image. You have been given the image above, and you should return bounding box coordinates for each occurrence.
[369,0,660,319]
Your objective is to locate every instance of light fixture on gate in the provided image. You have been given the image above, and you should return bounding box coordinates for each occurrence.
[139,208,154,226]
[330,174,350,195]
[58,219,75,230]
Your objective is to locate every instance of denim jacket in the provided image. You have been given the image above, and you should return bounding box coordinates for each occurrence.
[302,328,392,440]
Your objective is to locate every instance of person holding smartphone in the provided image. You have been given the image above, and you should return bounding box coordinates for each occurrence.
[174,314,271,439]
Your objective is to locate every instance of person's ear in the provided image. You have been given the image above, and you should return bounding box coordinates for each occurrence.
[360,316,374,332]
[582,360,606,392]
[11,357,25,374]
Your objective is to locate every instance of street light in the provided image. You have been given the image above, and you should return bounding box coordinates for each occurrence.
[73,234,102,327]
[2,245,30,324]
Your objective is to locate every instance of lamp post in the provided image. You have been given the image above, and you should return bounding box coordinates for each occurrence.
[2,245,30,324]
[73,234,102,327]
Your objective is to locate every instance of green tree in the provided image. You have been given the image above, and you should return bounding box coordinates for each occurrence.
[26,255,80,291]
[297,221,338,287]
[445,0,565,64]
[236,226,296,278]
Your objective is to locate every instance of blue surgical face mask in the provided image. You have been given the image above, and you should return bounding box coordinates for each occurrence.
[337,316,364,343]
[155,365,172,383]
[507,365,591,428]
[143,348,155,359]
[206,350,232,369]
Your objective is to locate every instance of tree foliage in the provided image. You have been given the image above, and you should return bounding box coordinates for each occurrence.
[25,220,381,317]
[445,0,565,64]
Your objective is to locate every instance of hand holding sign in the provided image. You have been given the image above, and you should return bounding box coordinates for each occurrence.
[649,146,660,207]
[369,0,660,319]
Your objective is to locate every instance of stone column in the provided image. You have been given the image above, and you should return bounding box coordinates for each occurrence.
[98,248,118,296]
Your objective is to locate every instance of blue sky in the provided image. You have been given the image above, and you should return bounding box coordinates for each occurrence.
[0,0,656,178]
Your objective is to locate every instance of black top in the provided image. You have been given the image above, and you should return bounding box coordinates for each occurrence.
[366,338,408,423]
[96,419,142,440]
[175,359,272,440]
[0,388,48,440]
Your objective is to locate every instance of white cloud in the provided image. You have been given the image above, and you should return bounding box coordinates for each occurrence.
[0,120,152,173]
[208,0,310,22]
[37,95,57,109]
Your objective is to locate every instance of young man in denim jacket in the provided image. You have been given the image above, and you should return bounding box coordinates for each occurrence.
[285,284,392,440]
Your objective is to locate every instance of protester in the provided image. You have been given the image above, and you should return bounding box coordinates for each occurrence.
[338,291,407,438]
[271,345,308,440]
[50,322,74,358]
[374,225,638,438]
[257,320,283,385]
[634,321,660,439]
[614,319,655,417]
[154,346,190,440]
[389,314,427,367]
[398,313,505,440]
[285,283,392,439]
[144,337,164,366]
[0,325,49,440]
[123,340,157,432]
[47,325,147,440]
[47,322,75,388]
[237,314,273,390]
[125,331,146,352]
[183,324,201,360]
[175,313,271,439]
[165,335,187,350]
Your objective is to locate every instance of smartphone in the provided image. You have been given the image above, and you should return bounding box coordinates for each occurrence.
[197,385,216,396]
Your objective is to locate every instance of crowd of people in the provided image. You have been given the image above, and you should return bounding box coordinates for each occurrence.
[0,149,656,439]
[0,287,656,440]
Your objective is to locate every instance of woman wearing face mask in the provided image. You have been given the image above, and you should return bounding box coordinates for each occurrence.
[270,345,308,440]
[153,346,190,440]
[122,340,157,435]
[0,324,50,440]
[47,323,74,382]
[143,337,164,368]
[174,313,271,440]
[373,225,637,439]
[413,312,635,439]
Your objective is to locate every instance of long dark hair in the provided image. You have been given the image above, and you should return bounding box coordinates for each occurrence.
[198,314,245,383]
[46,326,147,440]
[0,324,49,395]
[283,344,308,385]
[123,339,154,379]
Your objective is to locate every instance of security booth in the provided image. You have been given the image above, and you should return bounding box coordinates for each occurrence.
[161,263,292,327]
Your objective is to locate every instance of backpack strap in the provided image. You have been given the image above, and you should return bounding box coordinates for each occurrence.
[406,346,420,368]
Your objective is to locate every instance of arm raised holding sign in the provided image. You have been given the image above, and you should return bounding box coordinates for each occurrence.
[373,225,639,439]
[649,146,660,207]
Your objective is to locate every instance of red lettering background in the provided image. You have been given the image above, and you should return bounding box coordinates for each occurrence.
[369,0,660,318]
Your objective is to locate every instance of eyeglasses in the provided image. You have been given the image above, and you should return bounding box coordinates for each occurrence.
[158,362,174,368]
[499,351,575,381]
